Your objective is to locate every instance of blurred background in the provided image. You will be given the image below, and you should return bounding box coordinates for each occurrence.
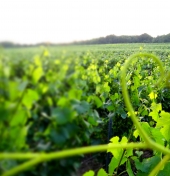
[1,0,170,45]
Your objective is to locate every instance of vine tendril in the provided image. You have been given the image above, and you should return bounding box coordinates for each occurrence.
[120,53,165,144]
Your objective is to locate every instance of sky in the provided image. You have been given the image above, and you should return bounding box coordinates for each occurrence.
[0,0,170,44]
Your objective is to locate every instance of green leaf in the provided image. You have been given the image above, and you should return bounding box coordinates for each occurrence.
[150,128,165,146]
[34,55,42,66]
[92,96,103,108]
[22,89,39,109]
[149,102,162,122]
[32,56,43,83]
[88,116,97,126]
[18,81,28,91]
[50,130,67,144]
[110,93,119,101]
[108,136,132,175]
[160,126,170,142]
[133,128,139,138]
[10,109,27,126]
[135,156,161,173]
[133,122,165,145]
[97,168,107,176]
[157,111,170,141]
[57,97,70,107]
[135,151,143,158]
[158,162,170,176]
[153,103,162,112]
[72,100,90,114]
[109,156,127,175]
[52,107,75,125]
[8,81,19,101]
[157,111,170,127]
[109,157,118,175]
[133,122,150,139]
[141,109,148,116]
[6,125,28,150]
[103,82,110,93]
[68,89,82,100]
[149,111,159,122]
[108,136,120,158]
[149,91,158,100]
[108,136,128,158]
[83,170,95,176]
[87,110,101,126]
[136,172,148,176]
[117,107,127,119]
[32,66,43,83]
[127,160,134,176]
[133,76,140,88]
[38,83,48,94]
[3,66,10,77]
[8,80,28,101]
[43,49,50,57]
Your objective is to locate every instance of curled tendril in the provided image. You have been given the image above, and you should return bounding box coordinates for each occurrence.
[121,53,165,143]
[165,71,170,88]
[121,52,170,175]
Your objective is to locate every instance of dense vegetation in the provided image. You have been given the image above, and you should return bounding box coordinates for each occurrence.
[0,44,170,176]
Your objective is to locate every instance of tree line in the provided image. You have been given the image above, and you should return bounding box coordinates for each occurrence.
[1,33,170,48]
[0,42,53,48]
[73,33,170,45]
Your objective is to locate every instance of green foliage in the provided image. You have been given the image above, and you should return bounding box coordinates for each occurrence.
[82,168,107,176]
[135,156,161,175]
[1,45,170,176]
[107,136,133,175]
[84,51,170,176]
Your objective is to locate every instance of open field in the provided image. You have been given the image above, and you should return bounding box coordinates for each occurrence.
[1,43,170,176]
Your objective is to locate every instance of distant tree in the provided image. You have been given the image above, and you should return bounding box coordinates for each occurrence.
[0,41,15,48]
[164,33,170,42]
[73,33,156,45]
[138,33,153,43]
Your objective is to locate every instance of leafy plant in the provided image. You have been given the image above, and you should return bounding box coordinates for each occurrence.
[1,46,170,176]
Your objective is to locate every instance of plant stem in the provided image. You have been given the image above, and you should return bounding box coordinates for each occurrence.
[2,157,41,176]
[149,154,170,176]
[0,143,147,160]
[118,170,128,176]
[1,143,147,176]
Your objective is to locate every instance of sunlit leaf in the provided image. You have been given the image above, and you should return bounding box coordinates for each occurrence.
[22,89,39,109]
[83,170,95,176]
[32,66,43,83]
[149,91,157,100]
[97,168,107,176]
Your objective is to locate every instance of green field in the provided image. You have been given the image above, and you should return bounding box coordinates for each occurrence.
[1,43,170,176]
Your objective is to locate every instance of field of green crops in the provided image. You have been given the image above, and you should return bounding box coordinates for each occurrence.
[1,43,170,176]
